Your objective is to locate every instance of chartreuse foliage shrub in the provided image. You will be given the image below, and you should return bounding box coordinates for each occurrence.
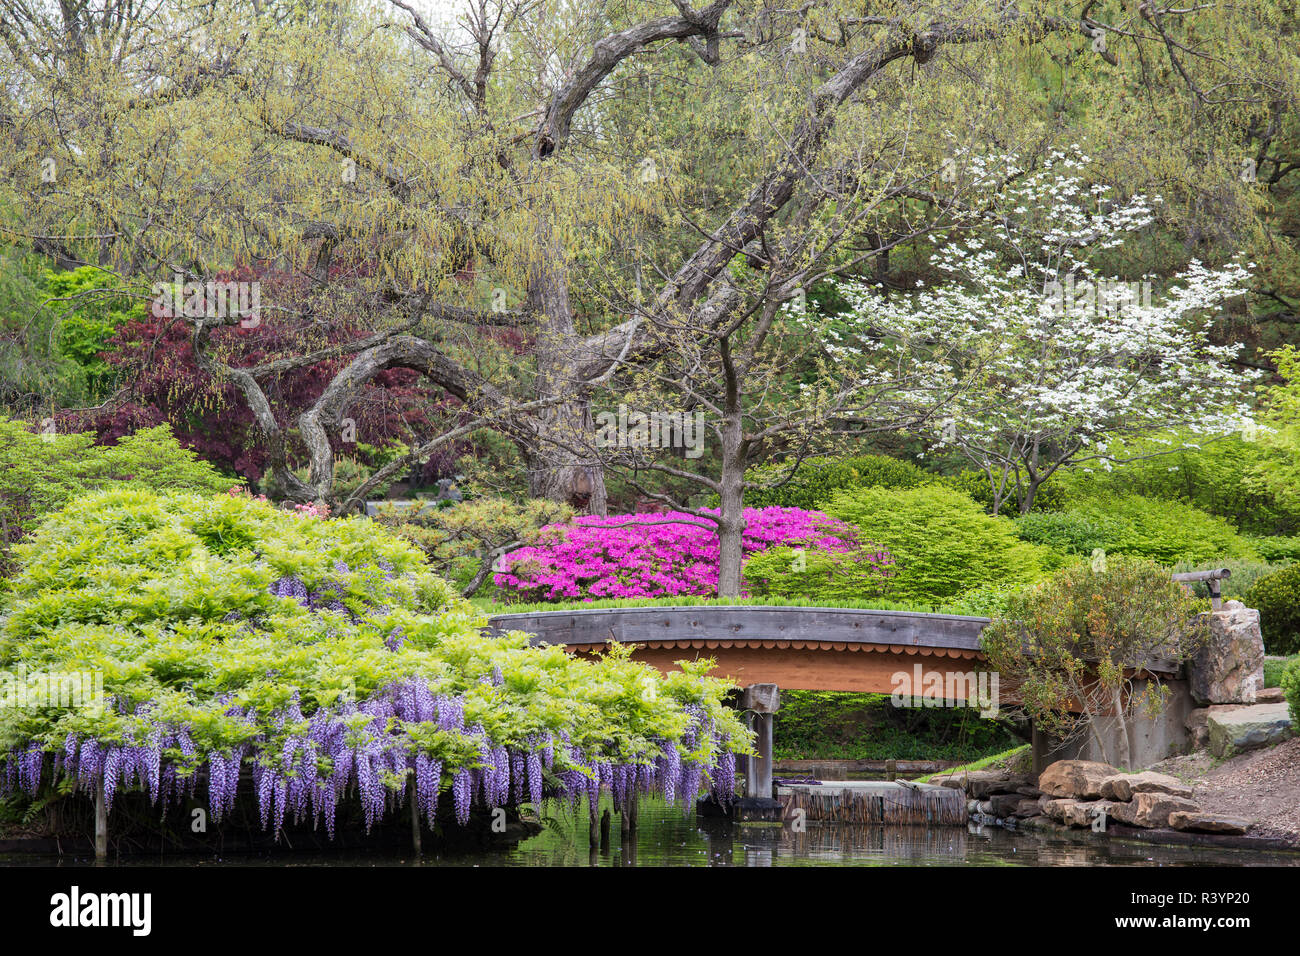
[743,454,936,509]
[1251,535,1300,562]
[1014,495,1257,565]
[1246,564,1300,655]
[1059,434,1300,537]
[744,545,894,603]
[817,485,1051,603]
[0,490,750,838]
[0,419,233,569]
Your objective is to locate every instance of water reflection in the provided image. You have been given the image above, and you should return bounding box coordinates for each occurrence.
[2,795,1296,867]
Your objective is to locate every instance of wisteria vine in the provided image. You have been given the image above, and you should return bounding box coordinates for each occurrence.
[1,511,744,841]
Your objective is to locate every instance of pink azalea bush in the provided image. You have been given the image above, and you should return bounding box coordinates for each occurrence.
[494,507,879,602]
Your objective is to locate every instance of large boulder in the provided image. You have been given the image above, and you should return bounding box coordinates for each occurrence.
[1167,811,1250,835]
[1099,771,1192,802]
[1189,601,1265,705]
[1108,792,1199,828]
[1044,798,1114,828]
[1038,760,1118,800]
[1207,702,1295,758]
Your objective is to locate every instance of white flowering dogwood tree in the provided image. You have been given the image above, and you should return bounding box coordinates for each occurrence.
[826,150,1258,515]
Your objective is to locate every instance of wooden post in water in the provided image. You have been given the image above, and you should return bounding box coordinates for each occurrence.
[886,759,897,782]
[628,790,638,831]
[410,779,422,857]
[742,684,779,800]
[94,788,107,861]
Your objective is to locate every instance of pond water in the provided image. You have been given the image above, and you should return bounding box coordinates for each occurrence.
[3,795,1296,867]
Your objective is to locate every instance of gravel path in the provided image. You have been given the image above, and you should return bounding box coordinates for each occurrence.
[1150,738,1300,843]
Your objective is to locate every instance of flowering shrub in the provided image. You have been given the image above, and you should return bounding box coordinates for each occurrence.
[494,507,871,602]
[0,490,750,841]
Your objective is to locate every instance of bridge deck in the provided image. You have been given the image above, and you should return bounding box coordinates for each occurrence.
[485,605,991,651]
[485,605,993,694]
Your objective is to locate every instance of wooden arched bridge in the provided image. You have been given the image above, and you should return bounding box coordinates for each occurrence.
[485,605,995,695]
[485,603,1192,799]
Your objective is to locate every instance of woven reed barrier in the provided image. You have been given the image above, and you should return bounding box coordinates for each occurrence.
[776,784,968,826]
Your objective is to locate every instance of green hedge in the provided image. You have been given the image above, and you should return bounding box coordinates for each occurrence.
[743,454,936,510]
[1014,495,1257,565]
[1251,535,1300,563]
[1247,564,1300,655]
[817,485,1051,603]
[1282,658,1299,728]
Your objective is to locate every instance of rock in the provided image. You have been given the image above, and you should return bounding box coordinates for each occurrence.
[1013,798,1042,818]
[1063,800,1115,829]
[1016,785,1042,798]
[1044,799,1114,828]
[1168,811,1251,835]
[1190,601,1265,705]
[1042,798,1076,823]
[1107,792,1199,828]
[1099,771,1192,802]
[1257,687,1285,704]
[929,769,1027,798]
[988,793,1024,817]
[1186,708,1211,749]
[1038,760,1119,800]
[1208,702,1295,758]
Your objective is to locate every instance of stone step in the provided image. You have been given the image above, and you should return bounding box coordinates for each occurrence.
[1207,702,1295,758]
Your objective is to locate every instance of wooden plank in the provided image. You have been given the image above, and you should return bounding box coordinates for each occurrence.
[486,606,990,652]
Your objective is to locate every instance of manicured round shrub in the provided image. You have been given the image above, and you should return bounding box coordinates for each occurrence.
[743,454,935,510]
[0,489,748,839]
[1246,563,1300,655]
[820,484,1051,603]
[495,507,858,602]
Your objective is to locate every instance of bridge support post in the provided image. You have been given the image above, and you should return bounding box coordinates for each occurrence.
[734,684,783,823]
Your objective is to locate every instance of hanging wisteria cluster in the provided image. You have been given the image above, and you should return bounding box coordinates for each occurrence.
[1,550,742,839]
[2,679,738,837]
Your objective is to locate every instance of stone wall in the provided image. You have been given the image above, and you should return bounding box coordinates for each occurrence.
[1031,677,1193,772]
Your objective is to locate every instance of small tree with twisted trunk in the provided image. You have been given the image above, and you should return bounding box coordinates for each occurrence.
[981,556,1208,768]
